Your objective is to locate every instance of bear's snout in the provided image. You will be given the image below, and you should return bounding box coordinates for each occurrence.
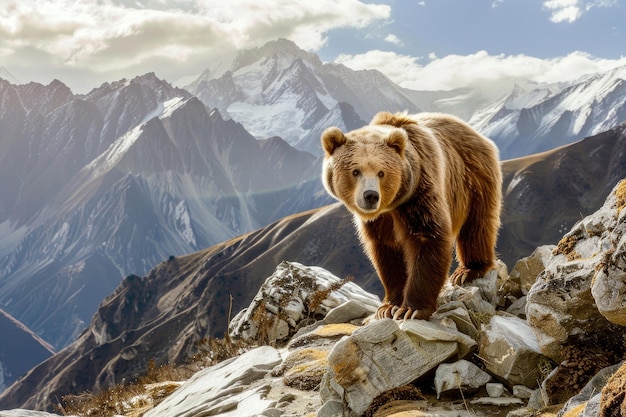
[363,190,379,207]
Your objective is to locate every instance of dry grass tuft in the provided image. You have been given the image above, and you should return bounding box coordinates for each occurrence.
[58,335,253,417]
[309,275,354,312]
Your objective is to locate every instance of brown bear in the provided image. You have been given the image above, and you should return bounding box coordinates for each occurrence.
[321,111,502,320]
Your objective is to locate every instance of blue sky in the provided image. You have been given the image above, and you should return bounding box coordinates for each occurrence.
[1,0,624,93]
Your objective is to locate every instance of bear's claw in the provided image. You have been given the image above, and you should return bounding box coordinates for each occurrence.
[375,304,433,320]
[449,265,483,286]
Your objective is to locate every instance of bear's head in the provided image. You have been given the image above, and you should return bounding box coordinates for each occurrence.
[321,124,412,221]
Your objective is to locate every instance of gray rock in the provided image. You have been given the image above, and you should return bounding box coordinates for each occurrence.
[470,397,524,407]
[144,346,282,417]
[324,299,377,324]
[434,359,492,399]
[486,382,505,398]
[558,362,624,416]
[478,314,546,388]
[526,180,626,362]
[323,318,468,415]
[512,385,534,399]
[505,296,527,318]
[432,302,480,342]
[0,411,63,417]
[509,245,554,295]
[316,400,344,417]
[229,261,380,344]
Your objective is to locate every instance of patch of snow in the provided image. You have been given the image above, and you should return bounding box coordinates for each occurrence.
[227,101,307,141]
[86,124,144,176]
[174,200,196,246]
[159,97,186,119]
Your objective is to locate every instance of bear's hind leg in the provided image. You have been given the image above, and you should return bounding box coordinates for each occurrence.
[452,212,499,286]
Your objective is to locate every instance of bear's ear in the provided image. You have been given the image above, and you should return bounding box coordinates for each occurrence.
[386,129,407,156]
[321,127,346,156]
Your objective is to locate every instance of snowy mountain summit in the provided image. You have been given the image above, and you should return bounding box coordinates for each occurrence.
[186,39,419,154]
[472,65,626,159]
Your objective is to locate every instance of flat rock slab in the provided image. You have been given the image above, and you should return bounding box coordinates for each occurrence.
[144,346,282,417]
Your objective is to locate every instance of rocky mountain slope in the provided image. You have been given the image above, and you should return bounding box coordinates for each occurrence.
[2,123,626,412]
[0,309,54,394]
[0,74,324,350]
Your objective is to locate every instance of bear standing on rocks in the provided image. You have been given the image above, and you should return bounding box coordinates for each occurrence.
[321,111,502,320]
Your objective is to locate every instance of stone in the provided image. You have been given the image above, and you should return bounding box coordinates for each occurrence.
[470,397,524,407]
[505,296,527,318]
[433,302,480,341]
[438,284,496,322]
[486,382,505,398]
[509,245,554,295]
[512,385,534,399]
[143,346,282,417]
[599,361,626,417]
[400,319,477,360]
[559,362,623,416]
[322,319,465,415]
[324,299,377,324]
[317,400,344,417]
[526,180,626,363]
[229,261,380,344]
[434,359,492,399]
[478,314,546,388]
[0,412,63,417]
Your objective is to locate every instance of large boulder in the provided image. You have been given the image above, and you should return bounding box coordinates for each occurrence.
[321,318,476,416]
[229,261,380,344]
[526,179,626,363]
[478,314,547,388]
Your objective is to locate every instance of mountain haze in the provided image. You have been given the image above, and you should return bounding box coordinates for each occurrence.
[0,74,323,350]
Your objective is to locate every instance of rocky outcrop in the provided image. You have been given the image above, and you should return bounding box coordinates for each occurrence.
[227,261,549,416]
[526,179,626,407]
[229,261,380,344]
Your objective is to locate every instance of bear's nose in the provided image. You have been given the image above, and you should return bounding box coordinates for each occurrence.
[363,190,379,206]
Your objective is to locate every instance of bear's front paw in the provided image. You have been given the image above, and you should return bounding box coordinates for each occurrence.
[450,265,483,286]
[375,304,434,320]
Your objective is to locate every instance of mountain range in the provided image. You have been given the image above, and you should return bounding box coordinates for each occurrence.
[0,39,626,403]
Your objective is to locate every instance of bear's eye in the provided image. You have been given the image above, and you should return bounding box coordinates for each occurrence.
[352,169,360,177]
[378,171,384,178]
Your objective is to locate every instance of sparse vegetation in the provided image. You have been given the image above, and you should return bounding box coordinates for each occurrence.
[57,359,193,417]
[58,328,253,416]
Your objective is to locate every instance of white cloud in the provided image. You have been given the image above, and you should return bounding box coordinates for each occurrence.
[384,34,402,46]
[543,0,618,23]
[0,0,390,92]
[334,49,626,91]
[543,0,582,22]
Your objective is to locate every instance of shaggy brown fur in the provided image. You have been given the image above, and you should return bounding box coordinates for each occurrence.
[321,111,502,320]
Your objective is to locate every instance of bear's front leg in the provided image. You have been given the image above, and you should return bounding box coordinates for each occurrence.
[398,233,453,320]
[358,217,407,318]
